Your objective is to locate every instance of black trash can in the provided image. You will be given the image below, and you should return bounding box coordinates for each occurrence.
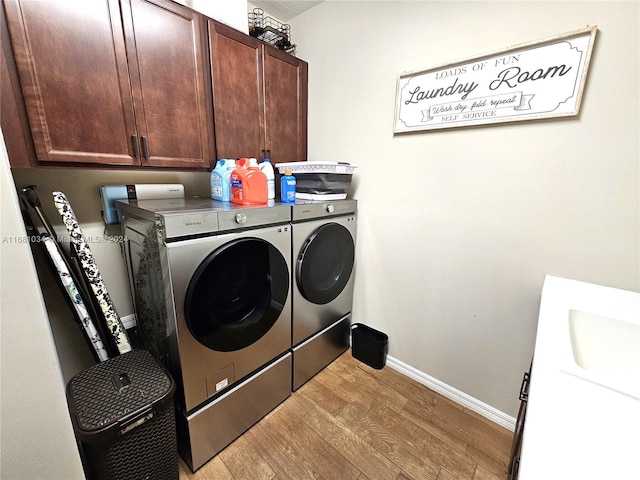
[351,323,388,369]
[66,349,177,480]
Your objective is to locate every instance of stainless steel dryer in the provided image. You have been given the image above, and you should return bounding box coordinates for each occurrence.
[117,198,292,471]
[291,199,357,390]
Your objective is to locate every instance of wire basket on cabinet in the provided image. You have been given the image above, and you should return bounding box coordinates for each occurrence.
[248,8,296,55]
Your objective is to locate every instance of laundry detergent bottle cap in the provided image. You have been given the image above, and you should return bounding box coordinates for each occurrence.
[280,168,296,203]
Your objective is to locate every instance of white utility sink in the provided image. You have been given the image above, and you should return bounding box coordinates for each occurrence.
[566,309,640,399]
[518,275,640,480]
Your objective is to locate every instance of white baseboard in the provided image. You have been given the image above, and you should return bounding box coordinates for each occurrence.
[386,355,516,431]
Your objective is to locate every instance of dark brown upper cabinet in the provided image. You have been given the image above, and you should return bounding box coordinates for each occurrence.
[209,20,307,164]
[3,0,214,168]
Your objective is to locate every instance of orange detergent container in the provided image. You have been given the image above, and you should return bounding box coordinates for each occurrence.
[230,158,268,204]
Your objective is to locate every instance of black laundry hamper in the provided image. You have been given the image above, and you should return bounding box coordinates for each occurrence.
[66,349,177,480]
[351,323,388,369]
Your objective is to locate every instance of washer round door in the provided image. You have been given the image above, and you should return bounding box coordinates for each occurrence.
[184,238,289,352]
[297,223,355,305]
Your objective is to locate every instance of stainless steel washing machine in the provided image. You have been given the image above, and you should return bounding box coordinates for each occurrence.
[117,198,292,471]
[291,199,357,390]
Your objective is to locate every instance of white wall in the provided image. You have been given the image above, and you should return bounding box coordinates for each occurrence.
[290,0,640,417]
[188,0,248,33]
[0,129,85,479]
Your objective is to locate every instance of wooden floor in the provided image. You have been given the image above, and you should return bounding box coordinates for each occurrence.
[179,352,514,480]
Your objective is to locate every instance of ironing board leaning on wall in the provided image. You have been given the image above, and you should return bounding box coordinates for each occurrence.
[53,191,131,355]
[42,235,110,361]
[17,186,110,362]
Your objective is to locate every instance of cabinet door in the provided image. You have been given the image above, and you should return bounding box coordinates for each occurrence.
[3,0,139,165]
[208,20,264,160]
[123,0,214,168]
[263,46,307,163]
[1,4,34,168]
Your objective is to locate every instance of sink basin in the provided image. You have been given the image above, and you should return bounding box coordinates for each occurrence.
[536,276,640,400]
[566,309,640,398]
[519,276,640,480]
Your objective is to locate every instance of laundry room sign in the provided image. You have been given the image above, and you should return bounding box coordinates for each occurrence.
[394,26,597,133]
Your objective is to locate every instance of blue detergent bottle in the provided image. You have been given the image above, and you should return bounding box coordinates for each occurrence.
[280,168,296,203]
[210,159,235,201]
[221,159,236,201]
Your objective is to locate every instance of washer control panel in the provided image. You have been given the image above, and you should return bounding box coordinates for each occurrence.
[218,204,290,231]
[163,211,219,238]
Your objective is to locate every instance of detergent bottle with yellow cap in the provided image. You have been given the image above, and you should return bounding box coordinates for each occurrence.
[280,168,296,203]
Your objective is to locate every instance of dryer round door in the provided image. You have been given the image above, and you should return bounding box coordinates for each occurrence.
[297,223,355,305]
[184,238,289,352]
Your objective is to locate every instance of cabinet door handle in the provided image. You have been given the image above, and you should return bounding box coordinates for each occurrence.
[141,136,149,159]
[131,135,140,158]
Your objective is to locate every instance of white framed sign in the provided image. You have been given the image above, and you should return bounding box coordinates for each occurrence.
[394,26,597,133]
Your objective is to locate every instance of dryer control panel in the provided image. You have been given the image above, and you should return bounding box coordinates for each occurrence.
[292,199,357,222]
